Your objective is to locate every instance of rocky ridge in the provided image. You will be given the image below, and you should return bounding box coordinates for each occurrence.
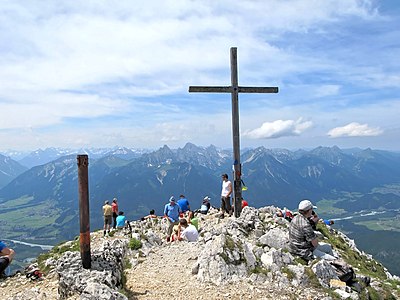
[1,206,399,299]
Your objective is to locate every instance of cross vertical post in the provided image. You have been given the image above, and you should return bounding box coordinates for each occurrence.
[189,47,278,217]
[230,48,242,218]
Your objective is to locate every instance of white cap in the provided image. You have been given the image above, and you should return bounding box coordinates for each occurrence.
[298,199,317,211]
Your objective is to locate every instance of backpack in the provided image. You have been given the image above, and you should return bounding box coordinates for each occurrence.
[330,259,355,283]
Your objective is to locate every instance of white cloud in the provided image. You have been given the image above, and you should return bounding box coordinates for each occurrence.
[1,0,399,151]
[327,122,383,138]
[243,118,313,139]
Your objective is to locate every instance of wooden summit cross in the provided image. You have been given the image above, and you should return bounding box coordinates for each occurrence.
[189,47,279,217]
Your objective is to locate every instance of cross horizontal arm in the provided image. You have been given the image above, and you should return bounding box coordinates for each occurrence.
[189,86,232,93]
[238,86,278,93]
[189,86,279,93]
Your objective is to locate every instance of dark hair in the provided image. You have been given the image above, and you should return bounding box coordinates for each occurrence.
[179,218,188,226]
[150,209,155,215]
[179,194,185,198]
[118,211,124,215]
[222,173,228,179]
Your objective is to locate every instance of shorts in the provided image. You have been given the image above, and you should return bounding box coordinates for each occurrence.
[104,215,112,225]
[0,257,10,273]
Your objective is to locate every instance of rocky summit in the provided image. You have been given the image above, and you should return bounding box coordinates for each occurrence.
[1,206,399,300]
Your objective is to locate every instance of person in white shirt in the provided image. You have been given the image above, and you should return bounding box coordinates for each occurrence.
[176,218,198,242]
[220,173,232,219]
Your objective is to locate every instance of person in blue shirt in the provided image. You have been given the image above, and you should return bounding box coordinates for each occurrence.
[177,194,190,213]
[116,211,127,228]
[0,240,15,278]
[164,196,182,242]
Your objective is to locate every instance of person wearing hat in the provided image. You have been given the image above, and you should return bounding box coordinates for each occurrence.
[0,240,15,278]
[163,196,182,242]
[289,199,336,261]
[200,196,211,214]
[102,200,113,237]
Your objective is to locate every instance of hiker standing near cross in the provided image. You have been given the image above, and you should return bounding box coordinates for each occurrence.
[189,47,278,217]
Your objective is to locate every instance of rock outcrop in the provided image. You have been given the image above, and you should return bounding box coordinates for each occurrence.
[1,205,399,299]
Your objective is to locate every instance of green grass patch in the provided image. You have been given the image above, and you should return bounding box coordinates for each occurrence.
[36,239,80,274]
[249,266,269,275]
[281,266,295,280]
[304,267,321,288]
[316,223,388,280]
[128,238,142,250]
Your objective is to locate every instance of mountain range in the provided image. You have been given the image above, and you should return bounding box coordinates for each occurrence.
[1,143,400,274]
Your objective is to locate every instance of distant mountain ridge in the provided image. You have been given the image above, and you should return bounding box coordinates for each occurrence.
[1,143,400,241]
[0,154,27,188]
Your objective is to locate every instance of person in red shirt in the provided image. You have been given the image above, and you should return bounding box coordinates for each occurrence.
[241,198,248,209]
[112,198,119,229]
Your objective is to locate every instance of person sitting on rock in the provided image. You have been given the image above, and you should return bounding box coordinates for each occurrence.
[0,240,15,278]
[187,211,199,230]
[141,209,157,221]
[199,196,211,214]
[289,199,336,261]
[175,218,198,242]
[164,196,182,242]
[116,211,127,229]
[177,194,191,214]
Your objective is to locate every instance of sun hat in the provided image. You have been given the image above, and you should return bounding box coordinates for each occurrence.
[203,196,211,202]
[169,196,176,203]
[298,199,317,211]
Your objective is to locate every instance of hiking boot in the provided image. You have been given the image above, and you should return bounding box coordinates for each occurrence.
[218,214,225,219]
[0,272,7,279]
[166,236,170,242]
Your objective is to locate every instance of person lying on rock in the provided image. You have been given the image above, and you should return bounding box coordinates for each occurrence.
[173,218,198,242]
[0,240,15,278]
[275,208,294,222]
[289,199,336,261]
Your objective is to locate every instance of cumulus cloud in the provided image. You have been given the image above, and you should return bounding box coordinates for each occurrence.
[243,118,313,139]
[327,122,383,137]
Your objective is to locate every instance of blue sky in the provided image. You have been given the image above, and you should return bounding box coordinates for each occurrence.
[0,0,399,151]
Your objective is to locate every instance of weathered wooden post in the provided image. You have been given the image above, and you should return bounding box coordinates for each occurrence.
[189,47,278,217]
[77,154,91,269]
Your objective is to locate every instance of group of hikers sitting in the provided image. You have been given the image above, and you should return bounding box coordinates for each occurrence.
[162,195,206,242]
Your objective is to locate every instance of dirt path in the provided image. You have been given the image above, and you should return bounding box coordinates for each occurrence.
[124,241,297,300]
